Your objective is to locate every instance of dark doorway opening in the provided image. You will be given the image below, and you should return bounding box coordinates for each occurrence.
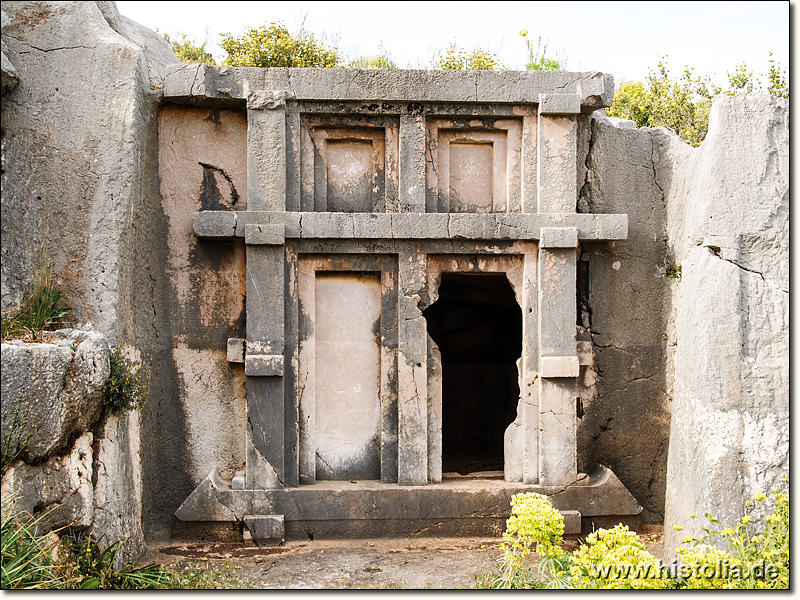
[423,273,522,476]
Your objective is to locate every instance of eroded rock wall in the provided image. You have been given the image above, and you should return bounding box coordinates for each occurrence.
[660,94,788,552]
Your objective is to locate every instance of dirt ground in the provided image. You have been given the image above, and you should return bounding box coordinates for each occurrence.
[149,526,664,590]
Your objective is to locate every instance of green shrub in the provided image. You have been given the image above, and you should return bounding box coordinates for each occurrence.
[104,347,150,415]
[606,55,789,147]
[347,55,397,69]
[438,47,504,71]
[162,32,216,65]
[220,22,340,68]
[568,524,670,589]
[1,265,71,341]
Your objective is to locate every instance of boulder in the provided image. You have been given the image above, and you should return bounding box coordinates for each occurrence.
[1,330,110,461]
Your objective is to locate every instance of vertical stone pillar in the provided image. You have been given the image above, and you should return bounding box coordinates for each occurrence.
[536,94,581,486]
[537,94,580,213]
[398,113,427,212]
[244,89,291,489]
[537,227,579,486]
[247,90,291,211]
[397,244,428,485]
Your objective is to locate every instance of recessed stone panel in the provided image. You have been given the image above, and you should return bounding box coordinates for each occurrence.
[326,139,375,212]
[314,272,382,480]
[299,115,399,212]
[448,142,494,213]
[427,118,522,214]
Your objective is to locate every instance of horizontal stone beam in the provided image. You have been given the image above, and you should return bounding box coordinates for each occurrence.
[193,211,628,242]
[164,65,614,109]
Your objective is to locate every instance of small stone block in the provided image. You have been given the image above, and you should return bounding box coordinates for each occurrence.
[193,211,237,238]
[561,510,582,535]
[577,341,593,366]
[247,90,293,110]
[540,227,579,248]
[540,356,580,378]
[245,224,285,246]
[245,354,284,377]
[232,475,246,490]
[243,515,285,546]
[227,338,245,363]
[539,93,581,115]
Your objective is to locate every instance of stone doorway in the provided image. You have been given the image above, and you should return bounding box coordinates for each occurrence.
[424,273,522,476]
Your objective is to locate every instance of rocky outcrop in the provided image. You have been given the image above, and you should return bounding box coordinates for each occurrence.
[0,1,178,334]
[1,329,146,565]
[660,94,789,552]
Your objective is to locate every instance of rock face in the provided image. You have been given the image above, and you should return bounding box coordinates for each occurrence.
[1,329,146,566]
[1,330,110,461]
[0,1,178,335]
[660,94,789,552]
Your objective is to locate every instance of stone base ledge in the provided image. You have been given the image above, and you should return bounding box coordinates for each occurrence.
[175,466,640,541]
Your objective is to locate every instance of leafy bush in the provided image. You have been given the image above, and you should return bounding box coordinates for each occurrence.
[162,32,216,65]
[1,265,71,341]
[606,55,789,147]
[220,22,340,68]
[347,55,397,69]
[438,47,504,71]
[104,346,150,415]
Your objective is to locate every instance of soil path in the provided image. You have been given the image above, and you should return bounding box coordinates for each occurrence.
[150,527,663,590]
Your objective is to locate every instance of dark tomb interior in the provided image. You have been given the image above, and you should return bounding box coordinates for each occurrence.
[423,273,522,476]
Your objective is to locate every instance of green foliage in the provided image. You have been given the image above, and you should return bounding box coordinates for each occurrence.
[1,496,249,589]
[220,22,340,68]
[1,497,61,589]
[607,55,789,147]
[520,30,562,71]
[104,347,150,415]
[162,32,216,65]
[63,534,172,589]
[1,395,33,476]
[438,47,504,71]
[1,265,71,341]
[347,55,397,69]
[666,263,682,280]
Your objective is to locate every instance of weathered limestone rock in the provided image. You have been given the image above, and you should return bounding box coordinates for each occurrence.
[661,94,789,553]
[0,0,178,333]
[1,330,110,461]
[90,410,146,566]
[576,113,672,522]
[1,433,94,532]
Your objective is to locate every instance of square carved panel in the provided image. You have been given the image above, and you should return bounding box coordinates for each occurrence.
[300,116,399,212]
[427,118,522,213]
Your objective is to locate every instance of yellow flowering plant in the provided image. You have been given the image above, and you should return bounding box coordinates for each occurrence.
[568,524,671,589]
[104,346,151,415]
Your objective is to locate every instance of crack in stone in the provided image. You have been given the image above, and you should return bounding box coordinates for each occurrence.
[703,245,788,294]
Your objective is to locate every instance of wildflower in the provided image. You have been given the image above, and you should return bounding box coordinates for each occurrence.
[673,524,683,531]
[722,528,734,536]
[754,493,766,501]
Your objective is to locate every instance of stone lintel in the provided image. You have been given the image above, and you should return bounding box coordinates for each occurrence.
[245,223,285,246]
[540,227,579,248]
[227,338,245,363]
[245,354,284,377]
[540,356,580,378]
[164,65,614,109]
[539,93,581,115]
[193,211,628,242]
